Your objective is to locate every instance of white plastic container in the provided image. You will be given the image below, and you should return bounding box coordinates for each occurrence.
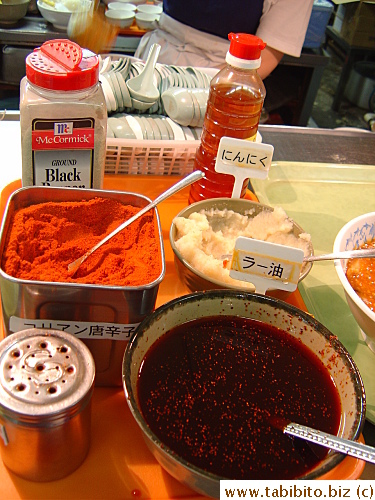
[20,39,107,189]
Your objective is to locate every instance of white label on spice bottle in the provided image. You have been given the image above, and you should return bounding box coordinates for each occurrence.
[31,117,95,188]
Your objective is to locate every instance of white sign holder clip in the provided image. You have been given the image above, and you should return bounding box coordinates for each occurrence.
[229,237,305,295]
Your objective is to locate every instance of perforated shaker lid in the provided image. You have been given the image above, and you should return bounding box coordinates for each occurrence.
[0,329,95,423]
[26,39,99,91]
[226,33,266,69]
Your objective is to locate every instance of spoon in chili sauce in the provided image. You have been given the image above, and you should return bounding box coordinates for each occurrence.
[285,422,375,465]
[272,418,375,465]
[67,170,204,276]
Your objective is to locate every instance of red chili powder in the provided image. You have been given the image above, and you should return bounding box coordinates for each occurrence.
[1,197,162,286]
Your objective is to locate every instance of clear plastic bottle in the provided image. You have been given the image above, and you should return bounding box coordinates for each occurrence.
[188,33,266,204]
[20,39,107,189]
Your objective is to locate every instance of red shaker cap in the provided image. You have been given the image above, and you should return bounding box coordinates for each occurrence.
[26,39,99,91]
[228,33,266,60]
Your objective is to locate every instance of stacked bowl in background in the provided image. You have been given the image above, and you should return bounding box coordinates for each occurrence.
[161,87,209,127]
[107,113,202,141]
[103,0,152,4]
[105,1,162,29]
[105,1,135,28]
[99,54,213,123]
[0,0,30,25]
[37,0,91,30]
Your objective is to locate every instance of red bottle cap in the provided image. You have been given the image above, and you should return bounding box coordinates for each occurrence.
[228,33,266,60]
[26,39,99,91]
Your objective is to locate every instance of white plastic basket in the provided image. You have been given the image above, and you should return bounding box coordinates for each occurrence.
[105,138,200,175]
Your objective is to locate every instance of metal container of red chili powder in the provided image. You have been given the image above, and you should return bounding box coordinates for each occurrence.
[0,186,165,387]
[0,328,95,481]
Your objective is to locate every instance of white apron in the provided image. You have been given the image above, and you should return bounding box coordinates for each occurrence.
[135,13,229,69]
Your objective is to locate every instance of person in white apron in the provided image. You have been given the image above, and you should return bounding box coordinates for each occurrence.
[135,0,314,80]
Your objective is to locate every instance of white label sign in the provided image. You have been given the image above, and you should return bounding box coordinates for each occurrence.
[9,317,139,341]
[216,136,274,198]
[229,237,304,294]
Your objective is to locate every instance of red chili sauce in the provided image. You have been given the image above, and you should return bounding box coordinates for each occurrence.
[137,316,342,480]
[346,239,375,312]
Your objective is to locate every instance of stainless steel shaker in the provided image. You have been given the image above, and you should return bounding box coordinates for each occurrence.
[0,328,95,481]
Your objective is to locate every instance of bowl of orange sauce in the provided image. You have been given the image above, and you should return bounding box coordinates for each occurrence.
[334,211,375,352]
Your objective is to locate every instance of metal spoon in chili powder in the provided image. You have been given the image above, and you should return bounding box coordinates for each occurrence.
[67,170,204,276]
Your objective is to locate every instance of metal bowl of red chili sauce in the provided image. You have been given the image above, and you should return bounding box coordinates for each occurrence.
[0,186,165,387]
[123,290,365,499]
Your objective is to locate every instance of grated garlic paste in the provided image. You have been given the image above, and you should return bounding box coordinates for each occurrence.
[173,206,312,289]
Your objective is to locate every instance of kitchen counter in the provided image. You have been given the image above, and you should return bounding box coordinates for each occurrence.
[0,14,141,50]
[0,15,329,126]
[0,15,140,87]
[0,117,374,489]
[0,15,64,46]
[259,124,375,166]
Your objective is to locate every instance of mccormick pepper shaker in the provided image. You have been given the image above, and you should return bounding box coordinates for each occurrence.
[188,33,266,204]
[20,39,107,189]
